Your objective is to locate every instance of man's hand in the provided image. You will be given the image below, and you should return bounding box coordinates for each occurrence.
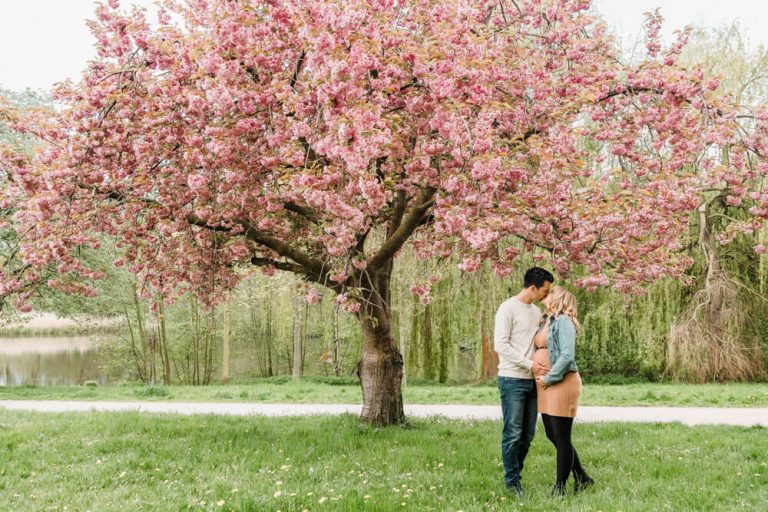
[535,376,549,390]
[532,361,547,376]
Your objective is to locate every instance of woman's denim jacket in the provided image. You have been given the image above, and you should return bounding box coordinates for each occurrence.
[542,314,579,385]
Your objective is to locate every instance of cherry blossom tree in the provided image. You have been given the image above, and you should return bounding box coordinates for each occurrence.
[2,0,767,425]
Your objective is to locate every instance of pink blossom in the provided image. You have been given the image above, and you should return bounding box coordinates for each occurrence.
[304,288,321,304]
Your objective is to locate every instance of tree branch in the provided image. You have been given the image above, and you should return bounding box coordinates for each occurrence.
[239,221,326,276]
[249,256,307,274]
[298,137,327,168]
[284,201,320,224]
[103,188,330,283]
[368,187,436,269]
[290,49,306,90]
[387,189,408,239]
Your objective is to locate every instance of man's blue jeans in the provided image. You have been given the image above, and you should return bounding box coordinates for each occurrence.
[498,376,537,489]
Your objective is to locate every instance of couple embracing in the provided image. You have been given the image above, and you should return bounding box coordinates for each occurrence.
[494,267,594,497]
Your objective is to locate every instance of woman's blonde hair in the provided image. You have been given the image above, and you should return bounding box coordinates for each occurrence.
[544,286,581,332]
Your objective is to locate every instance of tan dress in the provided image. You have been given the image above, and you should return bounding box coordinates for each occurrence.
[533,320,583,418]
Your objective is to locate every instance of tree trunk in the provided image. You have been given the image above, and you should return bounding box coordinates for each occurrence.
[292,292,302,382]
[438,304,450,384]
[407,294,420,377]
[157,299,171,385]
[479,299,498,381]
[132,287,150,383]
[422,303,435,380]
[356,264,405,427]
[204,310,215,385]
[332,304,342,376]
[301,302,308,373]
[222,301,231,384]
[124,306,146,383]
[266,288,274,377]
[396,275,408,386]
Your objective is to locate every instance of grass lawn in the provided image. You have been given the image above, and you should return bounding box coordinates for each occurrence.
[1,380,768,407]
[0,410,765,511]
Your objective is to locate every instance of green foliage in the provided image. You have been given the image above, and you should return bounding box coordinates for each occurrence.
[575,279,682,380]
[133,386,170,398]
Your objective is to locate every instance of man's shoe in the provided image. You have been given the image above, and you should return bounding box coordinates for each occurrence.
[506,484,523,498]
[574,475,595,493]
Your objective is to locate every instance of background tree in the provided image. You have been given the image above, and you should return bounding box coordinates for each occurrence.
[3,0,768,425]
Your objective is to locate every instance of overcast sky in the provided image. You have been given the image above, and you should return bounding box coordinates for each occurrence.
[1,0,767,92]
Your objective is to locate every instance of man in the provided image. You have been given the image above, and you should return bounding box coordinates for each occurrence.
[494,267,554,495]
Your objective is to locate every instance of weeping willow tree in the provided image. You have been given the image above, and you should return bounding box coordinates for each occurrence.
[572,279,682,380]
[662,25,768,382]
[667,193,766,382]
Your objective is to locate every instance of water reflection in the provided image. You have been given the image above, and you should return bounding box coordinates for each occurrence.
[0,337,106,386]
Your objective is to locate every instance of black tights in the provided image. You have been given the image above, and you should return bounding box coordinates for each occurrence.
[541,414,588,486]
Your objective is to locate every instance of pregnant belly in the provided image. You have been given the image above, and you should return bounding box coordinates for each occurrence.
[532,347,550,370]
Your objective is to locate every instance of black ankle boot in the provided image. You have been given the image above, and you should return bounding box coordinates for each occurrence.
[574,474,595,493]
[550,482,566,498]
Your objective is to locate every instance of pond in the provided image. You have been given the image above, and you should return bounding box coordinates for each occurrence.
[0,336,108,386]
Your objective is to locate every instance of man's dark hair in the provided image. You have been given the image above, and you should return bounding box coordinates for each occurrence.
[523,267,555,289]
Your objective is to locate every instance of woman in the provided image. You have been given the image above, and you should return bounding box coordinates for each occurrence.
[533,286,594,496]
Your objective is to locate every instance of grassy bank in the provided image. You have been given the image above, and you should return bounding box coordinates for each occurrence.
[0,411,765,511]
[1,380,768,407]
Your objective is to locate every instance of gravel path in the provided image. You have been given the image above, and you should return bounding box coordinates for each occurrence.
[1,400,767,426]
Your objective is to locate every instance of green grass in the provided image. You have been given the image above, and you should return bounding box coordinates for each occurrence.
[1,381,768,407]
[0,410,765,511]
